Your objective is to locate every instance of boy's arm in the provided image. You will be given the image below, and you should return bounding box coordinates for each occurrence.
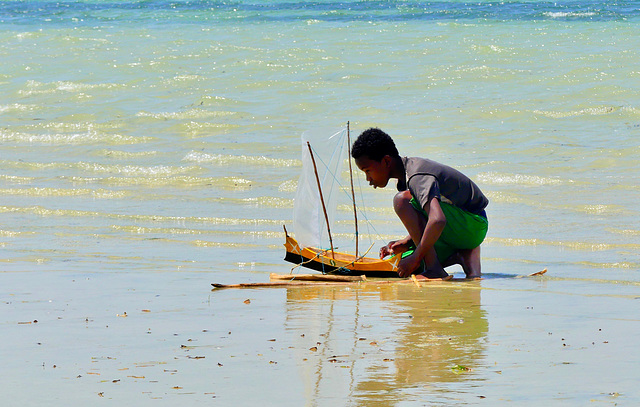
[416,196,447,253]
[397,197,446,277]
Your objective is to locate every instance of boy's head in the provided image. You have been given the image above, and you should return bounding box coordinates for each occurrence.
[350,128,399,161]
[351,128,400,189]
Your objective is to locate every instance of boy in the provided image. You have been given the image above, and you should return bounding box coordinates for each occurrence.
[351,128,488,279]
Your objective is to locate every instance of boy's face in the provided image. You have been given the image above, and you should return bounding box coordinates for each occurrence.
[354,155,392,189]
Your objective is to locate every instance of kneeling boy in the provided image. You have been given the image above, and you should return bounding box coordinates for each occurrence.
[351,128,488,279]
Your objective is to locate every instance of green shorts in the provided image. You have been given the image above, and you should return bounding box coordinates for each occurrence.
[409,197,488,263]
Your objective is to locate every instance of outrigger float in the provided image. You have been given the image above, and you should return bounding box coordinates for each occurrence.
[210,268,548,289]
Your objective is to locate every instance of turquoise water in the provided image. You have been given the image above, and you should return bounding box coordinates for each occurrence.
[2,1,640,405]
[2,0,639,280]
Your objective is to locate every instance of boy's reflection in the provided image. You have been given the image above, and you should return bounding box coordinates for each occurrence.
[285,283,487,405]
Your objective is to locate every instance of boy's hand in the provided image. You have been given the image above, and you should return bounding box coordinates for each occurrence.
[379,239,411,259]
[379,241,397,259]
[397,253,420,278]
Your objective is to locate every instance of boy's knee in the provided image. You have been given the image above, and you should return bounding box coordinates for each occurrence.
[393,190,413,213]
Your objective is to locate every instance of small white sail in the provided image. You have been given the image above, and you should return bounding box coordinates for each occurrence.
[293,127,348,249]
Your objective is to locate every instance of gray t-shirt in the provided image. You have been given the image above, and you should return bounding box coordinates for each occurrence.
[398,157,488,215]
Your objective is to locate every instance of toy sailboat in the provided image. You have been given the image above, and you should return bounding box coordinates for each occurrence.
[283,123,402,278]
[283,226,400,278]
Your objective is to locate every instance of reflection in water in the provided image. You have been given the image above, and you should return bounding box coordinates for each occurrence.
[285,283,487,406]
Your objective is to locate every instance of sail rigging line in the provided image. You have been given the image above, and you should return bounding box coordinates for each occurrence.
[351,159,391,245]
[346,121,359,257]
[354,241,375,262]
[305,129,387,253]
[294,126,391,270]
[330,241,376,275]
[307,141,335,259]
[288,247,334,275]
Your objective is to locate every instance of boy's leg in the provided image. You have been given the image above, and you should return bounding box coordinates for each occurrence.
[434,202,488,278]
[460,246,482,278]
[443,247,482,279]
[393,190,448,278]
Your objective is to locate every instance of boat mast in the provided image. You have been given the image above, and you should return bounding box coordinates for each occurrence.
[346,121,359,257]
[306,141,335,259]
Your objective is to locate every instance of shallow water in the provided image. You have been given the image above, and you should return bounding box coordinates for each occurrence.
[3,272,639,405]
[1,0,640,405]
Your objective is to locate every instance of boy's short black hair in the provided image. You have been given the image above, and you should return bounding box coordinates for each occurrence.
[351,128,400,161]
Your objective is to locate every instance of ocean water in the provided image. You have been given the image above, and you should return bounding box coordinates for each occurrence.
[2,1,640,405]
[2,0,639,281]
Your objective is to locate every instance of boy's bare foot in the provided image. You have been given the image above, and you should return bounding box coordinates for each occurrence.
[416,269,451,280]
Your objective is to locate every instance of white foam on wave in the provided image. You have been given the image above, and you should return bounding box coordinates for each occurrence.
[0,175,34,184]
[477,171,570,186]
[183,151,299,167]
[136,109,237,120]
[0,160,201,177]
[18,80,123,96]
[0,205,284,226]
[544,11,597,18]
[534,106,617,118]
[569,204,625,215]
[488,237,640,251]
[0,104,35,113]
[25,121,122,132]
[96,149,160,159]
[74,162,201,176]
[0,130,153,145]
[0,187,128,199]
[608,228,640,236]
[278,179,297,193]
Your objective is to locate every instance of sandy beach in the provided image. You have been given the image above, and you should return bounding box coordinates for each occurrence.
[3,268,639,406]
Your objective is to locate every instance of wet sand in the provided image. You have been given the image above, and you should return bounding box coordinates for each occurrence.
[3,269,638,406]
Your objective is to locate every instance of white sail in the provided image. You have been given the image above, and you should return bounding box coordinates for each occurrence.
[293,127,348,249]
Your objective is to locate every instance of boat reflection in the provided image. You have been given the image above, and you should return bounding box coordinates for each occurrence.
[284,283,487,405]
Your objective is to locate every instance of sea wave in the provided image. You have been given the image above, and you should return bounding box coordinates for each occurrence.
[576,261,640,269]
[18,80,123,96]
[1,1,632,24]
[0,104,36,114]
[95,149,160,159]
[0,160,201,177]
[111,225,283,238]
[179,121,240,136]
[0,130,153,145]
[208,197,293,208]
[487,237,640,251]
[0,175,34,184]
[567,204,626,215]
[182,151,300,167]
[136,109,237,120]
[533,106,618,119]
[544,11,597,18]
[476,172,570,186]
[278,179,297,193]
[191,240,261,248]
[608,228,640,236]
[0,205,285,226]
[0,229,30,238]
[0,187,128,199]
[100,175,252,189]
[20,121,123,132]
